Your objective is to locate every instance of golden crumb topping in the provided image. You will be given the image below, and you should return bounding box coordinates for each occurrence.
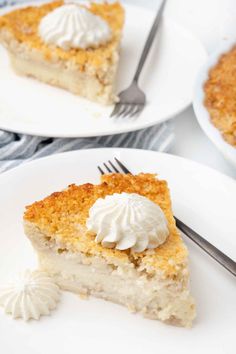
[204,45,236,147]
[24,174,188,277]
[0,1,124,70]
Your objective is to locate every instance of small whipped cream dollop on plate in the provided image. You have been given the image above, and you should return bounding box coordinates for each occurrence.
[87,193,169,253]
[0,270,61,321]
[39,4,112,50]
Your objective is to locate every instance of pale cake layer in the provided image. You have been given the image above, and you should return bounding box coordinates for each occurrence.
[9,51,118,104]
[24,174,188,279]
[32,246,195,328]
[0,1,124,104]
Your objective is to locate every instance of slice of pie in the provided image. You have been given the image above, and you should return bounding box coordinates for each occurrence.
[23,173,196,327]
[0,1,124,105]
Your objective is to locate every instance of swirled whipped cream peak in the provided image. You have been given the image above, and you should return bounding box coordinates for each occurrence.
[86,193,169,253]
[0,270,61,321]
[38,4,112,50]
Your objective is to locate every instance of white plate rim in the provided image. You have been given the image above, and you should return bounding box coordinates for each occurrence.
[0,1,207,138]
[1,147,235,185]
[193,40,236,167]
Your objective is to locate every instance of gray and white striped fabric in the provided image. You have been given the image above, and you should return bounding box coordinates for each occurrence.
[0,0,174,173]
[0,0,28,7]
[0,124,174,173]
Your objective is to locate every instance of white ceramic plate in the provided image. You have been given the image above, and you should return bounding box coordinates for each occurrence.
[0,148,235,354]
[0,1,207,138]
[193,40,236,167]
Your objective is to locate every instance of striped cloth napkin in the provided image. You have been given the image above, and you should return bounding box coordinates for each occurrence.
[0,125,174,173]
[0,0,30,6]
[0,0,174,173]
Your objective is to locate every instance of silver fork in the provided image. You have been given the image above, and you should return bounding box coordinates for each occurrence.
[110,0,166,119]
[98,158,236,277]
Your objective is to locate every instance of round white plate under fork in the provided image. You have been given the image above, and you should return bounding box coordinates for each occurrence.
[0,1,207,137]
[0,148,235,354]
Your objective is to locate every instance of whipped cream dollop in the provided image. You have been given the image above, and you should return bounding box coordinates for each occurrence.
[86,193,169,253]
[39,4,112,50]
[0,270,61,321]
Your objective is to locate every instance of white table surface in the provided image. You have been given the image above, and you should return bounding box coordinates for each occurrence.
[134,0,236,179]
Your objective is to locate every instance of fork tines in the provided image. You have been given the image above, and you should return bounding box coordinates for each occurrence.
[110,103,144,119]
[98,158,131,175]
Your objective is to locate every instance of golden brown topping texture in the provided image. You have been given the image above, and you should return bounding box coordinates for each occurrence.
[0,1,124,69]
[24,174,188,277]
[204,45,236,147]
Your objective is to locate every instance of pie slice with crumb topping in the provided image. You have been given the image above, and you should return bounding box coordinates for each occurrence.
[0,1,124,105]
[24,173,196,327]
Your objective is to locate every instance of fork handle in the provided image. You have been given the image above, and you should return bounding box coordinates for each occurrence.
[175,217,236,277]
[133,0,166,83]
